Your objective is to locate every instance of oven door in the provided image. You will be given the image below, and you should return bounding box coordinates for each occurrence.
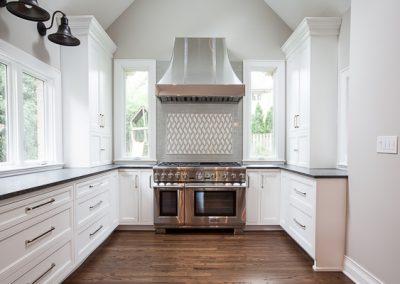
[184,184,246,227]
[154,185,185,226]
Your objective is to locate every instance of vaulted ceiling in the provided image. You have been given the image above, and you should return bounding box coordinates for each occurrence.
[39,0,350,30]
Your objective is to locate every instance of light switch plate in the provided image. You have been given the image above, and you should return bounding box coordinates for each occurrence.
[377,136,398,154]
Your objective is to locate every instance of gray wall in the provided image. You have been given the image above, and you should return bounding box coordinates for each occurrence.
[347,0,400,282]
[107,0,292,61]
[0,6,60,68]
[338,8,351,70]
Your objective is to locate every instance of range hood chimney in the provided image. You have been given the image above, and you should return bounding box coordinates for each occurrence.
[156,38,245,103]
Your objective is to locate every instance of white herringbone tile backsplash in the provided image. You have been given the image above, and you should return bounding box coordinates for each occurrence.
[166,113,233,155]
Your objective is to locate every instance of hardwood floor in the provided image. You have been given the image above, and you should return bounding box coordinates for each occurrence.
[64,230,353,283]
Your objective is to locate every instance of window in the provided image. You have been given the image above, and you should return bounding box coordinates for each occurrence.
[337,67,350,168]
[243,61,285,162]
[0,39,62,174]
[114,60,156,162]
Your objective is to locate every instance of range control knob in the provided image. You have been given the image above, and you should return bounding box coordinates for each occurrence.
[239,173,246,180]
[210,173,216,179]
[181,172,188,180]
[161,173,167,179]
[196,171,204,180]
[167,172,174,179]
[222,173,228,179]
[154,173,160,181]
[175,172,181,179]
[231,173,237,179]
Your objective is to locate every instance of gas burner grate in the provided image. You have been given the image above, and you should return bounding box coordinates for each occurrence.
[157,162,242,167]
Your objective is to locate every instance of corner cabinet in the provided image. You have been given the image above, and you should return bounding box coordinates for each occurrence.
[246,170,280,227]
[282,17,341,168]
[119,169,154,226]
[61,16,117,167]
[280,171,347,271]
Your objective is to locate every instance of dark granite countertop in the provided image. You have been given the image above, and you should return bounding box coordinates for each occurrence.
[245,164,348,178]
[0,164,153,201]
[0,163,347,201]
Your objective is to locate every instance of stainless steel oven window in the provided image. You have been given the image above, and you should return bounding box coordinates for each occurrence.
[194,191,236,216]
[159,191,178,216]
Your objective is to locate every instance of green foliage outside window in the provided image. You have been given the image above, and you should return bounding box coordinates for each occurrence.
[251,102,273,134]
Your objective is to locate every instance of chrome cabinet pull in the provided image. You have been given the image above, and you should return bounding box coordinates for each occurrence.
[247,175,250,188]
[294,188,307,197]
[134,175,138,189]
[261,175,264,189]
[31,263,56,284]
[293,115,297,128]
[89,200,103,210]
[25,226,55,246]
[293,218,306,230]
[89,184,94,188]
[149,175,152,188]
[89,225,103,237]
[25,198,55,213]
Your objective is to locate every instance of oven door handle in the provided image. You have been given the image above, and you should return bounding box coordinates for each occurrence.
[153,185,184,189]
[186,185,247,189]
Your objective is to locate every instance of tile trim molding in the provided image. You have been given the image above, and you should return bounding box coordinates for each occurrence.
[343,256,383,284]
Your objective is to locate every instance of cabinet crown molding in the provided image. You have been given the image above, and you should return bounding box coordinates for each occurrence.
[66,16,117,56]
[282,17,342,58]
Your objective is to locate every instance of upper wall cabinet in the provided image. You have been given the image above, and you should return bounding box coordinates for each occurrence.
[282,17,341,168]
[61,16,117,167]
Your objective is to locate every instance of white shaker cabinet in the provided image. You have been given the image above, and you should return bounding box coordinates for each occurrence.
[119,169,154,226]
[246,170,280,227]
[282,17,341,168]
[61,16,117,167]
[280,171,347,271]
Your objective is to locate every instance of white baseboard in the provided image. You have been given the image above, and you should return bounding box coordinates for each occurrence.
[343,256,383,284]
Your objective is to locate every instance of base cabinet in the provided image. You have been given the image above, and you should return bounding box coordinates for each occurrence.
[280,171,347,271]
[246,170,281,227]
[119,169,154,226]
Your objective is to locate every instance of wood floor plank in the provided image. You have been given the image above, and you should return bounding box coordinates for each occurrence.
[64,230,353,283]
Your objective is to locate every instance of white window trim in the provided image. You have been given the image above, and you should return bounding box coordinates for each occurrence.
[0,39,63,176]
[114,59,157,163]
[337,66,350,169]
[242,60,286,163]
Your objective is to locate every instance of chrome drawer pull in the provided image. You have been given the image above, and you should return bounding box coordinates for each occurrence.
[89,185,94,188]
[31,263,56,284]
[294,188,307,197]
[293,218,306,230]
[89,225,103,238]
[25,226,55,246]
[25,198,55,213]
[89,200,103,210]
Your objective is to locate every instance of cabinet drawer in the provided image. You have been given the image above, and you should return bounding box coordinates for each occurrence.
[76,190,110,229]
[289,178,314,215]
[0,186,72,232]
[0,206,72,277]
[76,212,110,263]
[10,241,73,284]
[287,204,314,258]
[76,175,110,199]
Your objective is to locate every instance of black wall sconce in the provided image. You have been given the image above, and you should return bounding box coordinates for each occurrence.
[0,0,80,46]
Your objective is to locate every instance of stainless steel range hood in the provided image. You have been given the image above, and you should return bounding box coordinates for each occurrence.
[156,38,245,103]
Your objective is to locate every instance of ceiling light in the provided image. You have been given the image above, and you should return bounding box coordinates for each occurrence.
[37,11,80,46]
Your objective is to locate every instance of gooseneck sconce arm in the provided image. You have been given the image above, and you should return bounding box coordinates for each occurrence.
[37,10,80,46]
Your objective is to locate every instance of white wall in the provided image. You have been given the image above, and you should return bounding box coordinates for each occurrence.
[0,5,60,68]
[107,0,292,61]
[347,0,400,283]
[338,8,350,70]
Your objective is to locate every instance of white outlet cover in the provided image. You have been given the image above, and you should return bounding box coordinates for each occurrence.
[377,136,398,154]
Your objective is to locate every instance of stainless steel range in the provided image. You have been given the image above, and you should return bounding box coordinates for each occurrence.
[152,162,247,234]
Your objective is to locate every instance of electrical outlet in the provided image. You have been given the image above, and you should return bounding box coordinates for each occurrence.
[377,136,398,154]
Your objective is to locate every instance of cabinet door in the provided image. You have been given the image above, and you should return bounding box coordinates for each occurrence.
[90,134,101,166]
[100,136,112,163]
[286,54,300,134]
[259,171,281,225]
[88,42,101,133]
[139,170,154,225]
[99,55,113,135]
[298,42,310,131]
[297,133,310,167]
[119,171,140,224]
[280,173,289,230]
[245,171,260,225]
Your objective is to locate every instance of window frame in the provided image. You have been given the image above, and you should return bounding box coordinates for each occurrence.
[0,39,62,176]
[243,60,285,163]
[114,59,156,163]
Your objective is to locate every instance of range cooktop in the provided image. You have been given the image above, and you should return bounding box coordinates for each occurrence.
[156,162,242,167]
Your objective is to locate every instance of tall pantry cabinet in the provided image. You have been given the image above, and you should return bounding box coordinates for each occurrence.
[61,16,117,167]
[282,17,342,168]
